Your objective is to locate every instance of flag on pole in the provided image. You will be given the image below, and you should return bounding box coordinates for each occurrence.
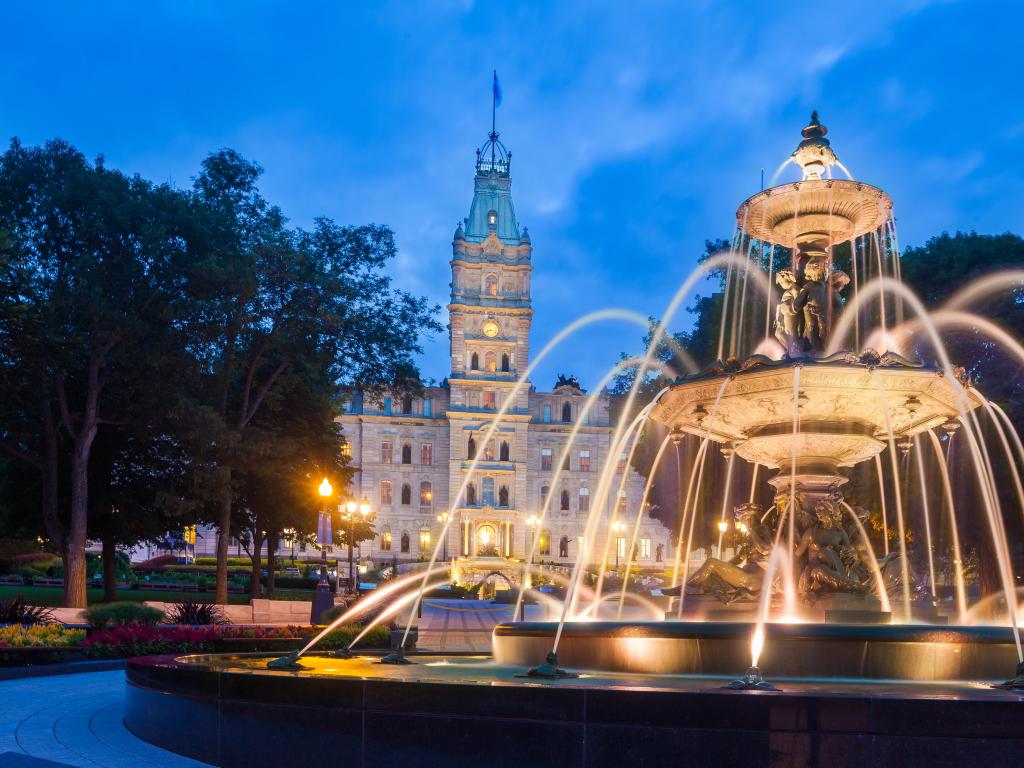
[317,510,333,545]
[493,70,502,108]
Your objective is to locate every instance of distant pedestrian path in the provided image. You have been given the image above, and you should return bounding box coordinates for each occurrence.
[0,670,209,767]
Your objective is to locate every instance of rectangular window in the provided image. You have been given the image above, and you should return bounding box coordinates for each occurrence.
[579,449,591,472]
[616,537,626,559]
[424,399,432,417]
[380,480,392,506]
[539,531,550,556]
[541,448,552,471]
[341,442,352,459]
[483,390,496,409]
[542,405,551,423]
[381,532,392,551]
[617,452,627,474]
[578,488,590,513]
[562,453,570,471]
[482,478,495,507]
[381,441,393,464]
[640,538,652,559]
[421,444,432,465]
[384,397,392,416]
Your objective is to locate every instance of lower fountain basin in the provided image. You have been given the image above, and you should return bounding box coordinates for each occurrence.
[124,648,1024,767]
[492,621,1020,682]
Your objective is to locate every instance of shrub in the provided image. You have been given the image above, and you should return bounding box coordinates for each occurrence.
[219,625,305,640]
[83,601,165,628]
[0,624,85,648]
[311,623,390,650]
[0,596,56,625]
[134,554,178,569]
[83,625,219,658]
[165,601,228,626]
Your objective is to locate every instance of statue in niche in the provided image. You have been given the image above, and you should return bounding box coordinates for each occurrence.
[665,502,775,603]
[773,269,802,354]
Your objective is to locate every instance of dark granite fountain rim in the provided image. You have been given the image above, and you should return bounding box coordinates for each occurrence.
[493,620,1021,645]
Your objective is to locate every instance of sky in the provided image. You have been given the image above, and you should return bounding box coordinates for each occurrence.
[4,0,1022,390]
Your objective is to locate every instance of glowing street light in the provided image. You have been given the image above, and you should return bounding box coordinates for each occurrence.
[311,477,335,624]
[342,496,374,596]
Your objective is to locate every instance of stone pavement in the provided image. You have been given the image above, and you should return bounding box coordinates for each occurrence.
[0,671,210,768]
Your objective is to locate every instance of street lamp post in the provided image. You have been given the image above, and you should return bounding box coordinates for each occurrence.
[311,477,334,624]
[612,520,626,572]
[436,511,450,561]
[344,498,372,596]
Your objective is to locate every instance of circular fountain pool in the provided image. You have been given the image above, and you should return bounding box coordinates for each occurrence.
[125,648,1024,767]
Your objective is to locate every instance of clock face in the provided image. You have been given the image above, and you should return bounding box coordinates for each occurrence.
[482,319,500,338]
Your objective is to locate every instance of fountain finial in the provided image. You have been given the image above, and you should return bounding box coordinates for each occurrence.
[792,110,837,180]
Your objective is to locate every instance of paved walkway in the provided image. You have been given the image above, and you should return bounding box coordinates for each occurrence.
[0,671,210,768]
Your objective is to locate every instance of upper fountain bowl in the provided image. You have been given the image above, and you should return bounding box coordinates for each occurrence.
[736,178,893,249]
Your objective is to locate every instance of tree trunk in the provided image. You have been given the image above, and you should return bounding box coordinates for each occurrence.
[102,533,118,603]
[214,479,232,604]
[249,530,264,601]
[64,447,92,608]
[266,532,277,598]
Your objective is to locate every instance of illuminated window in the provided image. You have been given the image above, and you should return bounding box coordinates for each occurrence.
[420,481,432,507]
[380,480,392,506]
[616,537,626,558]
[421,444,432,465]
[579,449,591,472]
[483,390,496,409]
[485,274,498,296]
[341,442,352,459]
[419,529,431,550]
[381,441,393,464]
[483,440,494,460]
[578,487,590,513]
[640,538,652,559]
[487,209,497,227]
[381,531,392,551]
[539,530,550,556]
[485,352,497,372]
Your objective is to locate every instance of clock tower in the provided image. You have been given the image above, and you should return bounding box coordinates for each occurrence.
[446,128,533,559]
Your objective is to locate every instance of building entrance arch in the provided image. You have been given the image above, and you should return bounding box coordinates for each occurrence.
[476,524,498,556]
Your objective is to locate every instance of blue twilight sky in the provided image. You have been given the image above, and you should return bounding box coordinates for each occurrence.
[4,1,1022,390]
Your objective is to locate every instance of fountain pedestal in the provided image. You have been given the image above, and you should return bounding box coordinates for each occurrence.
[823,593,891,625]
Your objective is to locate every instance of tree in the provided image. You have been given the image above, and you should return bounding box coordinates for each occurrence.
[0,140,194,606]
[181,151,441,604]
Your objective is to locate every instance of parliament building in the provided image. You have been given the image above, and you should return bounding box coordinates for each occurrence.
[340,130,672,571]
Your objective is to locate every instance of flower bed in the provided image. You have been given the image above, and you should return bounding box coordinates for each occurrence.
[0,625,88,666]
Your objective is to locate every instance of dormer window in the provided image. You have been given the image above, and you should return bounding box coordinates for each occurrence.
[487,209,498,228]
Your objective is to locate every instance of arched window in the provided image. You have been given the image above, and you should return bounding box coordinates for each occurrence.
[499,441,510,461]
[470,352,479,370]
[560,489,570,511]
[467,435,476,459]
[484,351,497,372]
[380,480,392,506]
[401,444,412,464]
[485,274,498,296]
[381,530,392,551]
[559,536,569,558]
[498,485,509,507]
[401,532,410,553]
[401,484,411,505]
[561,402,572,423]
[540,485,549,506]
[501,353,510,372]
[402,395,413,414]
[578,487,590,513]
[420,481,432,506]
[466,483,477,506]
[539,530,551,556]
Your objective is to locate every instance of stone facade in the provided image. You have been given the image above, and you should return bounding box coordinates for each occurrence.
[340,133,671,571]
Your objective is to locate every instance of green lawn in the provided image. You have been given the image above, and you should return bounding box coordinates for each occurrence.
[0,585,318,607]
